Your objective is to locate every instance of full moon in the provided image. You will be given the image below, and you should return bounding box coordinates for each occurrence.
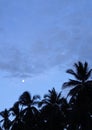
[22,79,25,83]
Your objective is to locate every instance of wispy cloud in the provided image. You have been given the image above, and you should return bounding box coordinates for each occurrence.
[0,0,92,78]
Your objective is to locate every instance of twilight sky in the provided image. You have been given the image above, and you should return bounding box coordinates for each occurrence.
[0,0,92,110]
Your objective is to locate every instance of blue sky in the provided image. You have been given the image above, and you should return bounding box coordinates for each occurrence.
[0,0,92,110]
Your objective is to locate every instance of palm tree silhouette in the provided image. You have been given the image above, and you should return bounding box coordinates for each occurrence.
[39,88,65,130]
[0,109,11,130]
[62,61,92,130]
[18,91,40,130]
[9,101,25,130]
[39,88,61,104]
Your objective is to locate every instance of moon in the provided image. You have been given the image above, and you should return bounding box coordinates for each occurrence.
[22,79,25,83]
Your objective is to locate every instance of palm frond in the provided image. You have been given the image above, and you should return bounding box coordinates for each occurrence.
[86,69,92,80]
[32,101,40,105]
[74,62,79,72]
[38,100,50,107]
[84,62,88,73]
[0,119,4,123]
[74,62,84,78]
[19,91,31,105]
[44,94,50,99]
[33,95,40,100]
[68,85,81,96]
[57,92,62,99]
[0,109,9,118]
[9,101,20,115]
[66,69,79,79]
[62,79,81,89]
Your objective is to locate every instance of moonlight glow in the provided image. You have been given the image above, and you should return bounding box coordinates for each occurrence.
[22,79,25,83]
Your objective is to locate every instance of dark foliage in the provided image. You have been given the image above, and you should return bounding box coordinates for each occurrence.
[0,61,92,130]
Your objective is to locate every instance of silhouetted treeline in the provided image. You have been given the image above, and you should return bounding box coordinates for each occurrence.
[0,61,92,130]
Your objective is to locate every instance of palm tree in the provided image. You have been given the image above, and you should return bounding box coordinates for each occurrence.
[39,88,65,130]
[0,109,11,130]
[19,91,40,107]
[39,88,63,107]
[18,91,40,130]
[62,61,92,130]
[9,101,25,130]
[63,61,92,98]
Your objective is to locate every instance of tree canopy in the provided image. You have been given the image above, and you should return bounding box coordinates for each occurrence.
[0,61,92,130]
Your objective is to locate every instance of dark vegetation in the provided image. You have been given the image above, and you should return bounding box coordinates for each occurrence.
[0,61,92,130]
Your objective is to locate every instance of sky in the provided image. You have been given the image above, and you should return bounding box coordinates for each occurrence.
[0,0,92,110]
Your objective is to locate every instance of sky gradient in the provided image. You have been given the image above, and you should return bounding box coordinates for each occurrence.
[0,0,92,110]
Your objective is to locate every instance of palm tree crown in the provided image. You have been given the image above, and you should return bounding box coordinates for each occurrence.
[62,61,92,97]
[62,61,92,130]
[39,88,62,107]
[19,91,40,107]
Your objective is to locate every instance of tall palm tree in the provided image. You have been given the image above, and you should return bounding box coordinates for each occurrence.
[39,88,65,130]
[62,61,92,130]
[63,61,92,98]
[18,91,40,130]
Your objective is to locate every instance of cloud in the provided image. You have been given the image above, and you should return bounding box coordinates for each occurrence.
[0,45,32,77]
[0,0,92,78]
